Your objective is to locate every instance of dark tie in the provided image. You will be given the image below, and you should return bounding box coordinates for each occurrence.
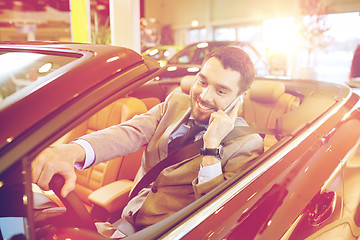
[168,121,205,156]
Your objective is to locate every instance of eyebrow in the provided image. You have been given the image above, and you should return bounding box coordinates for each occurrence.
[198,73,207,81]
[198,73,233,92]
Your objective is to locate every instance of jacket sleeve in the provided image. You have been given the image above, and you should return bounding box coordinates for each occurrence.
[79,101,165,166]
[192,133,264,199]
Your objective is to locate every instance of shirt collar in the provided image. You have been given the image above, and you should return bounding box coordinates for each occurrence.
[188,114,208,129]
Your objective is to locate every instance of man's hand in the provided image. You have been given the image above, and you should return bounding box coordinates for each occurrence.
[32,143,85,198]
[202,101,240,166]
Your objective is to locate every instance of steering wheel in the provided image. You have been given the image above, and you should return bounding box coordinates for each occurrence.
[48,174,97,231]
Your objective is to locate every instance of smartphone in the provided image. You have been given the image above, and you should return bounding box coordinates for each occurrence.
[224,95,243,114]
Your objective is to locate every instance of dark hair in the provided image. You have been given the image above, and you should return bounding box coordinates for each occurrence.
[202,46,255,93]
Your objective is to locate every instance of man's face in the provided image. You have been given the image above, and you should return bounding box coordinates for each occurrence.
[190,57,242,123]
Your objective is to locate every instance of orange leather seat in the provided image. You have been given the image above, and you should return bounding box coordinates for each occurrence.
[61,97,148,209]
[242,80,299,150]
[87,97,161,220]
[140,97,161,110]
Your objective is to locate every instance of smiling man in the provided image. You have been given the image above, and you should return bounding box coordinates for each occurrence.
[32,46,264,238]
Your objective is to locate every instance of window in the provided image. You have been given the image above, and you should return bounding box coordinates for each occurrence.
[311,12,360,83]
[188,28,207,44]
[214,27,236,41]
[0,51,78,101]
[184,11,360,82]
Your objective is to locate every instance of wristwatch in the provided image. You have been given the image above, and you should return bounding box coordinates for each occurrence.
[200,145,224,159]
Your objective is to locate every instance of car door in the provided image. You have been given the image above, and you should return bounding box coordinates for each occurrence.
[334,108,360,239]
[182,133,343,240]
[283,99,360,239]
[155,94,360,240]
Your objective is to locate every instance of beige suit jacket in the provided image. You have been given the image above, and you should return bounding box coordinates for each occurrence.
[80,92,264,230]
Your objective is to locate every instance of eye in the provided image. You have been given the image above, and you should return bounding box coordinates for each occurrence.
[217,88,227,95]
[198,78,207,86]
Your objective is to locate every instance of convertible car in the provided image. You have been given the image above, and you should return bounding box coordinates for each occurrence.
[0,42,360,240]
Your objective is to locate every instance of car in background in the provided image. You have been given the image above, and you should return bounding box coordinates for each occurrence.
[142,45,183,67]
[1,42,360,240]
[156,41,269,80]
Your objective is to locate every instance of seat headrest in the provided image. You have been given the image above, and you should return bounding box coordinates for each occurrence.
[180,75,196,94]
[88,97,147,130]
[249,80,285,103]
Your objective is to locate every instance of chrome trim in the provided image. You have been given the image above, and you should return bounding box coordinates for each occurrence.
[160,91,353,240]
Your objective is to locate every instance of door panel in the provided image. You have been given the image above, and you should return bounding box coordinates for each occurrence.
[182,132,342,239]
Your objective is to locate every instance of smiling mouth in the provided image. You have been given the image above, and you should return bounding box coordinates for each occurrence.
[196,99,215,112]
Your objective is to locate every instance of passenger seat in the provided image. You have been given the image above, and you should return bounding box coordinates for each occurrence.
[241,80,300,150]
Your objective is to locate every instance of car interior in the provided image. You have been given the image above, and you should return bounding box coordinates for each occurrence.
[30,74,343,237]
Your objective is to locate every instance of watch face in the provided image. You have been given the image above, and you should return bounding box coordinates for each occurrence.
[201,145,223,159]
[218,145,224,158]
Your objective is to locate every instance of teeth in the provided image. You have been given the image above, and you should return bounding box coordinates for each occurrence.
[198,101,211,110]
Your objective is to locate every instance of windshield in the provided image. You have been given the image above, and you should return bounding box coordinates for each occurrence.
[0,51,78,101]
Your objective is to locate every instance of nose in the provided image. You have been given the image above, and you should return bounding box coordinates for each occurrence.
[199,86,214,102]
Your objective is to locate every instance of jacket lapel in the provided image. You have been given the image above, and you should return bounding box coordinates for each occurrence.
[158,108,191,160]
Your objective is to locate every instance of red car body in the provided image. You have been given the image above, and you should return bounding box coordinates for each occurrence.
[0,42,360,240]
[181,96,360,239]
[153,84,360,240]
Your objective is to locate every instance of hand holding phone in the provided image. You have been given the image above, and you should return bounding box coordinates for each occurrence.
[203,95,242,150]
[224,95,243,115]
